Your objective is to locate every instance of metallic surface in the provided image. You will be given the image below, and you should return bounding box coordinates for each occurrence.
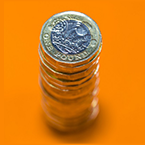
[40,11,102,66]
[51,20,91,54]
[38,11,102,132]
[39,43,102,73]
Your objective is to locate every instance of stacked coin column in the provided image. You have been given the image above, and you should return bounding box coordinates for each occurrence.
[38,11,102,132]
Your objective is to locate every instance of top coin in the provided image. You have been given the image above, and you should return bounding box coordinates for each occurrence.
[40,11,102,65]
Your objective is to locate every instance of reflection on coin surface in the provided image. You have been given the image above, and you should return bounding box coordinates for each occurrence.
[39,11,102,132]
[51,20,91,55]
[40,11,102,64]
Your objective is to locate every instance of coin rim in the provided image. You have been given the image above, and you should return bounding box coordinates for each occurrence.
[40,11,102,64]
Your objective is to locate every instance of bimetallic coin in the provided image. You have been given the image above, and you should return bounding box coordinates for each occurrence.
[41,84,99,132]
[40,11,102,67]
[40,79,99,118]
[39,11,102,132]
[40,68,99,90]
[39,48,99,81]
[40,73,99,99]
[39,61,100,86]
[39,44,101,73]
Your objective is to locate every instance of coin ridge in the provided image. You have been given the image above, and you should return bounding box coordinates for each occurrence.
[40,11,102,65]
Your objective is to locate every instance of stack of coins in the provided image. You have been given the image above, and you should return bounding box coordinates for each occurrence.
[38,11,102,132]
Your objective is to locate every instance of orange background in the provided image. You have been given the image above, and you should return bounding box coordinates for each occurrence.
[3,0,145,144]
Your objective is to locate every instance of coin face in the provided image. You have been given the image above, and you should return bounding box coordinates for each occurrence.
[51,20,91,55]
[40,11,102,64]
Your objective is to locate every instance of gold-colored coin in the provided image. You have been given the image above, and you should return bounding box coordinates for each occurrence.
[39,52,99,81]
[39,43,101,73]
[38,11,102,132]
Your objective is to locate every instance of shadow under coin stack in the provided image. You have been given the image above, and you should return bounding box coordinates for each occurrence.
[38,11,102,132]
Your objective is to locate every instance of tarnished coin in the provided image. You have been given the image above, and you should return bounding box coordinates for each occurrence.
[40,11,102,67]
